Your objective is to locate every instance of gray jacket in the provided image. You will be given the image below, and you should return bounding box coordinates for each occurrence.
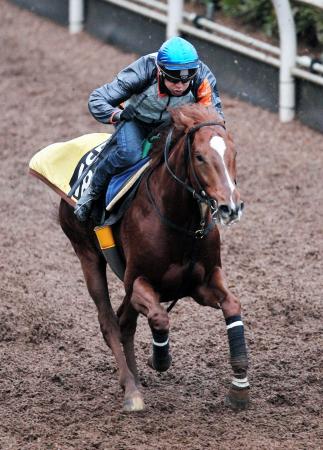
[88,53,223,125]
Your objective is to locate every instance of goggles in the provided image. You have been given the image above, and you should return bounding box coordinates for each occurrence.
[159,67,198,83]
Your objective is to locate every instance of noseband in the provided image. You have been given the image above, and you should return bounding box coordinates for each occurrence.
[146,121,226,239]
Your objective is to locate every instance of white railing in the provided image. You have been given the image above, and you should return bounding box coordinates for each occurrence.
[101,0,167,23]
[294,0,323,7]
[68,0,323,122]
[121,1,323,75]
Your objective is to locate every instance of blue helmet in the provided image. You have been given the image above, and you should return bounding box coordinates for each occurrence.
[157,37,200,82]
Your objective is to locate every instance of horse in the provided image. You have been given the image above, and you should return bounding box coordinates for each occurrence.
[59,103,249,412]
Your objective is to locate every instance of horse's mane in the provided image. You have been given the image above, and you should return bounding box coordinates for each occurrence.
[171,103,224,126]
[149,104,224,165]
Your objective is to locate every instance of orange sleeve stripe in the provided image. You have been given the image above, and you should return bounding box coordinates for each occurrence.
[197,79,212,106]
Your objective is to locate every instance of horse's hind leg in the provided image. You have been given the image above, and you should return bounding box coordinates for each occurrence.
[78,253,144,411]
[117,297,140,383]
[129,276,172,372]
[59,202,144,412]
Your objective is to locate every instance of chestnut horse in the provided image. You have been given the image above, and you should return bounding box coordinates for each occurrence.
[59,104,249,412]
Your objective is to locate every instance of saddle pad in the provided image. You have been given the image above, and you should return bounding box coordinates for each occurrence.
[29,133,110,204]
[106,157,151,211]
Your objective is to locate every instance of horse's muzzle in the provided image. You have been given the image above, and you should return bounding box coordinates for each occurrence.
[218,201,244,225]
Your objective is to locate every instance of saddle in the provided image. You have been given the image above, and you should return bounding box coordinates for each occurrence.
[104,156,150,225]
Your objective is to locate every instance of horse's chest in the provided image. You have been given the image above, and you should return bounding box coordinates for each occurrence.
[159,262,205,297]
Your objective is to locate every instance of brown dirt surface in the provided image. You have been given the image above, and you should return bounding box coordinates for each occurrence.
[1,1,322,449]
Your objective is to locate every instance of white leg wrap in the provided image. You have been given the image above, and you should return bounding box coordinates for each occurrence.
[227,321,244,330]
[152,338,169,347]
[232,376,250,388]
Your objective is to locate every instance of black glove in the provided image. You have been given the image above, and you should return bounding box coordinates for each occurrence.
[119,105,137,122]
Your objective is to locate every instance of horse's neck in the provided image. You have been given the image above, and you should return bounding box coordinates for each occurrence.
[152,144,200,225]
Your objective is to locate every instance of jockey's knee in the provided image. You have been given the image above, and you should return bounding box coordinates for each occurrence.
[118,147,142,166]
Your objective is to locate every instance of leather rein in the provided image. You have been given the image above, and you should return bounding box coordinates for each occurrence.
[145,121,226,239]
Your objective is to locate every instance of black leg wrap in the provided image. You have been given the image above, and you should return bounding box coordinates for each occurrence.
[226,315,248,376]
[150,329,172,373]
[224,316,250,410]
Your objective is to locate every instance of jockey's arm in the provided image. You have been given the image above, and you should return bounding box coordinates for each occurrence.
[194,61,224,119]
[88,55,156,125]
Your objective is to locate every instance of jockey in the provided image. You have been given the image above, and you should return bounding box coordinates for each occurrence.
[74,36,224,221]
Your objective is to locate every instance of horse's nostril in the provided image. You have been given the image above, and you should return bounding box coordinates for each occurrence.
[219,205,230,216]
[219,203,243,220]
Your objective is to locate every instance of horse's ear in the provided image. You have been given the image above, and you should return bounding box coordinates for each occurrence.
[170,109,195,130]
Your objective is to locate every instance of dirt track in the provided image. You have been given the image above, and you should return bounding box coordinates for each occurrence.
[1,1,322,449]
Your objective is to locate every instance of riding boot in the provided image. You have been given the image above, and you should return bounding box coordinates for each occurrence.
[74,185,101,222]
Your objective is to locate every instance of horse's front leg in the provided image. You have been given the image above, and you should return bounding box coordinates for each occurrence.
[193,267,250,410]
[130,276,172,372]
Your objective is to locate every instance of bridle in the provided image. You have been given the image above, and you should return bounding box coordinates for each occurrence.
[146,121,226,239]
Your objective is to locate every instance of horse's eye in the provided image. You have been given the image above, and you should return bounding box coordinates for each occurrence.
[196,154,205,163]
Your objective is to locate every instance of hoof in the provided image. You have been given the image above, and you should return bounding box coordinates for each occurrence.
[225,386,250,411]
[148,354,172,373]
[123,392,145,412]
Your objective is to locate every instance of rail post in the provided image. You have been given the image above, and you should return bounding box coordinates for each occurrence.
[69,0,84,34]
[272,0,297,122]
[167,0,184,38]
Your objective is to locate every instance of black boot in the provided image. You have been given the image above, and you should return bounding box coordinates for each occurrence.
[74,186,100,222]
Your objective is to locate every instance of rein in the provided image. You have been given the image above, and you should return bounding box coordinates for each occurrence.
[146,121,225,239]
[145,120,226,313]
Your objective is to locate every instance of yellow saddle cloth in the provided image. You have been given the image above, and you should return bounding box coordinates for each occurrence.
[29,133,110,205]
